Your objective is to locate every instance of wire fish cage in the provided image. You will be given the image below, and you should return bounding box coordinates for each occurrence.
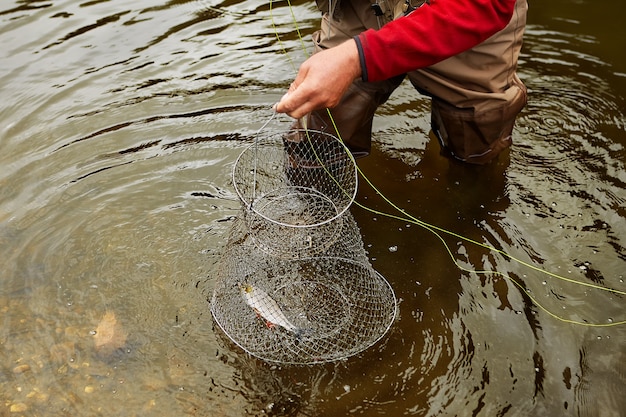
[232,129,358,259]
[211,215,397,364]
[212,124,396,364]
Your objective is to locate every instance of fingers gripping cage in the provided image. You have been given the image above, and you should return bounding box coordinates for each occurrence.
[232,129,358,259]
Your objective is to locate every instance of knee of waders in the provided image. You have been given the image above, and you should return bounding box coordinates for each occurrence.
[431,84,527,165]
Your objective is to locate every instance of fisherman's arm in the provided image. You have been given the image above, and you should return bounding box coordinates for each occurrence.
[357,0,518,81]
[275,0,517,118]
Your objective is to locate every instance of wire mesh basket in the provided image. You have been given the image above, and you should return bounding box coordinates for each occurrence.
[232,129,358,259]
[212,123,396,364]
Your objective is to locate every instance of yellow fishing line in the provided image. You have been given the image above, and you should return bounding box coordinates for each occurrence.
[268,0,625,327]
[268,0,309,74]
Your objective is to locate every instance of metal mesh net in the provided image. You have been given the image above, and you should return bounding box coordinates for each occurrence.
[211,128,396,364]
[232,129,358,259]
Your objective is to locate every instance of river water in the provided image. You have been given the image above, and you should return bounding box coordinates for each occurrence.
[1,0,624,416]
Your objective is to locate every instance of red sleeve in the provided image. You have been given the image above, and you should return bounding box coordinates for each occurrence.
[355,0,517,82]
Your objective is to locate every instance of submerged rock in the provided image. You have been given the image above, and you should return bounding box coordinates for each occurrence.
[93,311,127,356]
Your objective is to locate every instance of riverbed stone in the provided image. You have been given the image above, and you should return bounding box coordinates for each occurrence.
[12,364,30,374]
[9,402,28,413]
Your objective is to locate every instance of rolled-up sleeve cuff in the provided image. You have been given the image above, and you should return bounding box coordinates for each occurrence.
[353,35,368,82]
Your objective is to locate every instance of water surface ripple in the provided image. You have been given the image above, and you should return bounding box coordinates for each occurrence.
[1,1,625,416]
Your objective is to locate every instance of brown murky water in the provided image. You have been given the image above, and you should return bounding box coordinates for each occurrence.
[1,0,624,416]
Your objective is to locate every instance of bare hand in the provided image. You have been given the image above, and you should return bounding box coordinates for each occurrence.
[274,40,362,119]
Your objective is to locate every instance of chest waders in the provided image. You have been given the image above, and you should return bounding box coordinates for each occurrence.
[301,0,528,164]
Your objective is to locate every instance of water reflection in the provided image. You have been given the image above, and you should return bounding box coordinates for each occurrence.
[1,0,625,416]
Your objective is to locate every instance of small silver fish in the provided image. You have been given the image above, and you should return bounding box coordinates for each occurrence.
[240,284,298,332]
